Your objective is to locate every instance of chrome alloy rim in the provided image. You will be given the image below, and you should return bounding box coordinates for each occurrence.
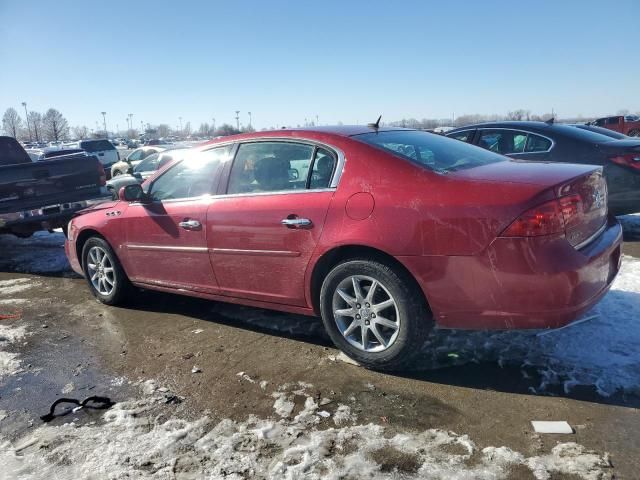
[332,275,400,352]
[87,246,116,296]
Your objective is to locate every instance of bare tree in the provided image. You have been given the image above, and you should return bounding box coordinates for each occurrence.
[157,124,171,138]
[183,121,192,137]
[42,108,69,141]
[72,125,89,139]
[617,109,629,116]
[27,111,43,142]
[506,109,531,121]
[2,108,23,138]
[215,123,240,136]
[198,122,210,136]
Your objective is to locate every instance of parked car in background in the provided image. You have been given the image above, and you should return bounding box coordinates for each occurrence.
[110,145,169,177]
[590,115,640,137]
[571,124,629,139]
[126,139,139,149]
[66,126,621,370]
[0,136,108,237]
[65,139,120,179]
[106,148,187,198]
[446,121,640,215]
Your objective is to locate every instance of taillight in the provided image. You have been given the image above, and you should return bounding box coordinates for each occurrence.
[501,194,582,238]
[609,153,640,171]
[97,162,106,186]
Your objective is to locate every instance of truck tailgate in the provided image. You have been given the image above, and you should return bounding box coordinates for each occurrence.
[0,154,103,214]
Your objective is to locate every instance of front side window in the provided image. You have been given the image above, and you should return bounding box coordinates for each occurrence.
[524,134,552,152]
[355,130,504,173]
[134,153,160,172]
[227,142,317,194]
[478,130,527,154]
[148,145,231,201]
[128,149,144,161]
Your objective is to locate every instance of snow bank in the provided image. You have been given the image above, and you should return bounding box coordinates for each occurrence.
[0,231,69,273]
[425,255,640,396]
[0,381,611,480]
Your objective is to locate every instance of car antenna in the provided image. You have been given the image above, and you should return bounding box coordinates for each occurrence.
[368,115,382,129]
[545,117,555,125]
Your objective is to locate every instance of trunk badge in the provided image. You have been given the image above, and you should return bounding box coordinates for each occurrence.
[592,189,603,209]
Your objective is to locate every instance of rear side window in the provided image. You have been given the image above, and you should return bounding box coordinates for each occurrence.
[227,142,316,194]
[355,130,504,173]
[80,140,115,152]
[478,130,526,154]
[149,146,231,201]
[525,134,552,152]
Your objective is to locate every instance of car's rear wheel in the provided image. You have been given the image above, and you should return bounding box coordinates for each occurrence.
[82,237,130,305]
[320,258,432,371]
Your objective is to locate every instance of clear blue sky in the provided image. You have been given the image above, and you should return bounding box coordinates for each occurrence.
[1,0,638,131]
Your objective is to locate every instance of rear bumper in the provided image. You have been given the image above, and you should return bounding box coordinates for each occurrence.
[0,192,111,235]
[400,215,623,329]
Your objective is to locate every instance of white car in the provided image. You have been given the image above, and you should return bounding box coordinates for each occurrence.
[66,139,120,175]
[110,145,169,177]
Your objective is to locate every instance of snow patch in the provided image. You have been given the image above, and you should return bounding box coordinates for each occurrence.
[424,255,640,396]
[0,392,612,480]
[0,231,69,273]
[0,278,35,296]
[0,323,27,378]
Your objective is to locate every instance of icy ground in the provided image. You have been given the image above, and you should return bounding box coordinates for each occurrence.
[0,231,69,274]
[0,379,612,480]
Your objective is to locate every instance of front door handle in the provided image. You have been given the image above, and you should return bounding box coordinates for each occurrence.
[178,219,201,230]
[281,217,312,228]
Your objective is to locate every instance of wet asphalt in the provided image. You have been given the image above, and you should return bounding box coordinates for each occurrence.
[0,223,638,478]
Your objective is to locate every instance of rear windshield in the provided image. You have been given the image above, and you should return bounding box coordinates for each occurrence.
[552,124,617,143]
[354,130,505,173]
[44,149,85,158]
[80,140,116,152]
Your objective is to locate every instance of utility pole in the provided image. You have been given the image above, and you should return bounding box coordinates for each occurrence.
[235,111,240,131]
[22,102,32,141]
[128,113,133,134]
[179,116,183,134]
[315,115,319,126]
[101,112,107,138]
[212,117,216,134]
[248,111,252,128]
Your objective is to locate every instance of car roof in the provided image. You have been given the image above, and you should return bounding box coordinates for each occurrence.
[200,125,414,147]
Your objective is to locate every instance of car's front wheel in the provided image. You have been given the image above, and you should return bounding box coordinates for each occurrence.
[82,237,130,305]
[320,258,432,371]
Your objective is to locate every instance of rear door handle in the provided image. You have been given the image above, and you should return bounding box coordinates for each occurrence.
[178,219,201,230]
[281,217,312,228]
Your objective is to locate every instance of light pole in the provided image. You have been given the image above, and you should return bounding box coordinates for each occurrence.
[21,102,31,142]
[212,117,216,134]
[248,111,252,128]
[101,111,107,138]
[235,111,240,131]
[179,116,183,135]
[128,113,133,134]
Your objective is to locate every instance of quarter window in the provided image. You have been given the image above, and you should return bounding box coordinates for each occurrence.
[478,130,527,154]
[524,134,552,152]
[449,131,473,143]
[309,148,336,189]
[227,142,318,194]
[148,145,230,201]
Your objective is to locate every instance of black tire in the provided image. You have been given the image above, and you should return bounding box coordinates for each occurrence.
[81,237,130,305]
[320,258,432,371]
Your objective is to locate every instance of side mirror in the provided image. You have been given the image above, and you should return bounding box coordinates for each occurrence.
[118,184,147,202]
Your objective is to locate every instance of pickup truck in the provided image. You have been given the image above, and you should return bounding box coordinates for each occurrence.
[0,136,109,237]
[591,115,640,137]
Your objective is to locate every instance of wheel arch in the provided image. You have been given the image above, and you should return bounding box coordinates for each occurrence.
[308,244,431,316]
[75,229,107,269]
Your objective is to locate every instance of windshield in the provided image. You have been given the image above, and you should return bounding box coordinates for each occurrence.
[354,130,505,173]
[134,153,161,172]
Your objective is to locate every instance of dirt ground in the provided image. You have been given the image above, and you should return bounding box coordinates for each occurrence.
[0,218,639,479]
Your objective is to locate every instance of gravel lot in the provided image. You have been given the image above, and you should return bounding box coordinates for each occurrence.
[0,215,639,479]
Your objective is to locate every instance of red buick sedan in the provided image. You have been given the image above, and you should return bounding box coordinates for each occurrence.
[65,126,622,370]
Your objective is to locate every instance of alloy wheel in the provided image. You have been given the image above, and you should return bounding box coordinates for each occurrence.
[86,246,116,296]
[332,275,400,352]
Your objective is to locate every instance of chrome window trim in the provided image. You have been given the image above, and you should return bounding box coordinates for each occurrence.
[223,137,346,193]
[212,187,335,200]
[475,127,555,154]
[446,128,476,141]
